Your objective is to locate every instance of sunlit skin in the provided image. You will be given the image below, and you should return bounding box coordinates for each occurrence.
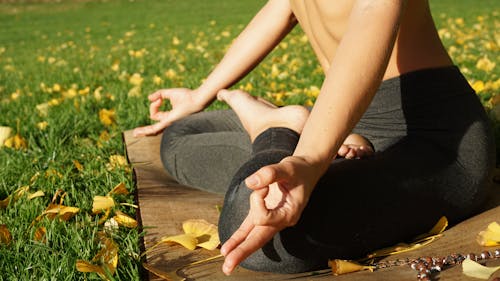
[133,0,454,275]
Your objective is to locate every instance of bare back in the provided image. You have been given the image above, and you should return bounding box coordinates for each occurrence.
[289,0,453,80]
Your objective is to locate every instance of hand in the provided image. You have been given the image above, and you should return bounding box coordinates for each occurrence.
[133,88,206,137]
[220,156,321,275]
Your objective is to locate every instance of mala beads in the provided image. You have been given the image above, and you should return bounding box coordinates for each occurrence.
[368,248,500,281]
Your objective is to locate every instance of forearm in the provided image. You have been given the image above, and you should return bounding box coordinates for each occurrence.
[293,0,406,176]
[196,0,297,107]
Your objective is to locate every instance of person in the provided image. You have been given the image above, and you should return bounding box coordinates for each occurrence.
[133,0,495,275]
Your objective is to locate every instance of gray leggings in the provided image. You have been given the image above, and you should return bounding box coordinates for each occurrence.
[160,66,495,273]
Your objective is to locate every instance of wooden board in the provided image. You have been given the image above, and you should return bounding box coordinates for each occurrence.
[123,130,500,281]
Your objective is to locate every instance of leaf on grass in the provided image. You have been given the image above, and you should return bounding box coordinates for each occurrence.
[76,233,119,280]
[92,196,115,214]
[477,221,500,246]
[4,133,28,150]
[0,126,12,147]
[329,259,374,275]
[158,219,220,251]
[106,155,127,171]
[34,227,47,243]
[113,210,137,228]
[108,182,129,196]
[0,224,12,245]
[1,185,29,209]
[72,160,84,172]
[36,203,80,221]
[99,108,116,127]
[27,190,45,200]
[462,258,500,279]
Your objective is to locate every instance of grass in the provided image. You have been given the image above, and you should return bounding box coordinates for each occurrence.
[0,0,498,280]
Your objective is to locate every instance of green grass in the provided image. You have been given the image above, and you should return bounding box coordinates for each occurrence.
[0,0,498,280]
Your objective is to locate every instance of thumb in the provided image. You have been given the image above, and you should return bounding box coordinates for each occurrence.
[245,163,290,190]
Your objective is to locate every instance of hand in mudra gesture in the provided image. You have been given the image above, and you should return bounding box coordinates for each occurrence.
[133,88,205,137]
[221,156,321,275]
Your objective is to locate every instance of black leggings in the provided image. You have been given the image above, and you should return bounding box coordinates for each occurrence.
[160,66,495,273]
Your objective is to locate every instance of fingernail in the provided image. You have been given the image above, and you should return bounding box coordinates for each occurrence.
[245,176,259,187]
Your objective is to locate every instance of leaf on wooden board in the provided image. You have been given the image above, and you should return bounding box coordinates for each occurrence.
[462,258,500,279]
[329,259,374,275]
[156,219,220,251]
[477,222,500,247]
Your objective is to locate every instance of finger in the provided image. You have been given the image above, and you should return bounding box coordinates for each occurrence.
[249,188,274,225]
[222,225,279,275]
[346,148,356,159]
[245,163,291,189]
[148,89,169,102]
[149,99,164,120]
[337,144,349,157]
[220,215,254,256]
[132,119,171,137]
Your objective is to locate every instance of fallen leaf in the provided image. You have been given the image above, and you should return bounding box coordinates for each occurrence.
[34,227,47,243]
[0,126,12,147]
[92,196,115,214]
[37,203,80,221]
[0,224,12,245]
[4,133,27,150]
[76,233,119,280]
[329,259,374,275]
[462,258,500,279]
[106,155,127,170]
[477,222,500,246]
[73,160,84,172]
[113,210,137,228]
[99,109,116,127]
[27,190,45,200]
[158,219,220,251]
[108,182,129,196]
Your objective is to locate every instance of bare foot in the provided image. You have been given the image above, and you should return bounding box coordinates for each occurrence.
[337,133,374,159]
[217,89,309,142]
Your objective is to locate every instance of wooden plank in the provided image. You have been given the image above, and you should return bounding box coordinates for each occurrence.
[123,130,500,281]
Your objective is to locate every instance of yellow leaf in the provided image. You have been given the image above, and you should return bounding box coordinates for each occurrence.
[364,216,447,260]
[73,160,84,172]
[161,233,198,250]
[108,182,129,196]
[76,260,105,275]
[183,219,220,250]
[462,258,500,279]
[4,133,27,150]
[34,227,47,243]
[106,155,128,171]
[0,197,9,209]
[40,204,80,221]
[99,109,116,127]
[476,56,496,72]
[128,86,141,98]
[27,190,45,200]
[0,126,12,147]
[129,73,143,86]
[329,259,374,275]
[36,121,48,130]
[36,102,50,116]
[477,222,500,246]
[113,210,137,228]
[92,196,115,214]
[0,224,12,245]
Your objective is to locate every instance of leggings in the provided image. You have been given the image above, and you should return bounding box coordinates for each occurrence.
[160,66,495,273]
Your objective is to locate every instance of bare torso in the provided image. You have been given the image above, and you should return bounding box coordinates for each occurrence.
[289,0,453,80]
